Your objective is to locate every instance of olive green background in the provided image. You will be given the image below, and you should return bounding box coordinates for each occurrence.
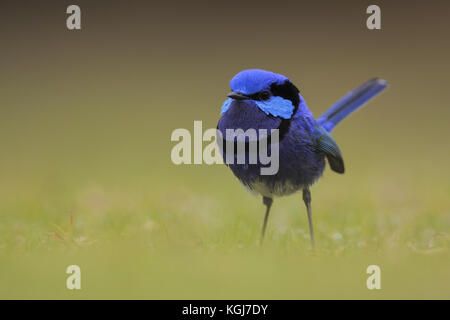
[0,0,449,299]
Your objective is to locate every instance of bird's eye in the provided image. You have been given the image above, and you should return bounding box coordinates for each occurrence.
[259,91,270,101]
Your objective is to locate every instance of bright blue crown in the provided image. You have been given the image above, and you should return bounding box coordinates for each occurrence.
[230,69,289,95]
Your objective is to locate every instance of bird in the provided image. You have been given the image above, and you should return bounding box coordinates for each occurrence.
[217,69,388,247]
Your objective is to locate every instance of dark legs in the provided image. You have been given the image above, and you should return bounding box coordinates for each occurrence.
[302,187,315,248]
[260,196,273,245]
[260,191,314,247]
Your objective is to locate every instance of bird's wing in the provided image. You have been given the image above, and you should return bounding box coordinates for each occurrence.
[312,126,345,174]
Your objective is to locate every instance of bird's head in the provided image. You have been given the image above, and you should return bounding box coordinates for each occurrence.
[220,69,302,119]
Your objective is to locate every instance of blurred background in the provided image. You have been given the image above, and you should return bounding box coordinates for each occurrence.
[0,0,449,299]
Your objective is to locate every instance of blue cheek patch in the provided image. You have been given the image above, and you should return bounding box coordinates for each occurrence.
[220,96,295,119]
[254,96,294,119]
[220,98,233,114]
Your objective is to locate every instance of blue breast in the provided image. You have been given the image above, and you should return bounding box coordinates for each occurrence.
[218,98,326,197]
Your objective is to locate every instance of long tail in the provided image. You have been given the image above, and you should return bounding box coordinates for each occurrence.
[317,78,388,132]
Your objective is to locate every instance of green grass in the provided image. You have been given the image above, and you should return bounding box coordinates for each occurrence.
[0,71,449,299]
[1,0,449,300]
[0,156,448,299]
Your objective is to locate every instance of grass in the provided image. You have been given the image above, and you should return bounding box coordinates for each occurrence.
[0,151,448,299]
[1,0,449,300]
[0,73,449,299]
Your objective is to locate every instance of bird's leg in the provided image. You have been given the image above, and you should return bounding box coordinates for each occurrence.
[302,187,315,248]
[260,196,273,245]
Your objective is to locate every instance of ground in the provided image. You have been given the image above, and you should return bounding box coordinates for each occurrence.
[0,140,448,298]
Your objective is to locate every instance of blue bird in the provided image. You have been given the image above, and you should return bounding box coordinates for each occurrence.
[217,69,388,246]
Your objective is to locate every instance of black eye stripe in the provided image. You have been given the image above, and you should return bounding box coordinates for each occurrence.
[247,91,270,101]
[270,80,300,111]
[245,81,300,110]
[260,91,270,100]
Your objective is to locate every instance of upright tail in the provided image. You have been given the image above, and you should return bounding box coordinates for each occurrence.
[317,78,388,132]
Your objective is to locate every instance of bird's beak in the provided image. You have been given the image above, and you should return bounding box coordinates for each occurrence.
[227,92,250,100]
